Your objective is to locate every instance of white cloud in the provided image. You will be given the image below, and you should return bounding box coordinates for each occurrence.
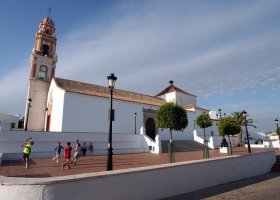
[0,63,28,116]
[1,1,280,131]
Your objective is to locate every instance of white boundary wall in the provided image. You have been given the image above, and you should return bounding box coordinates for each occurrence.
[194,130,238,149]
[0,131,148,160]
[0,151,275,200]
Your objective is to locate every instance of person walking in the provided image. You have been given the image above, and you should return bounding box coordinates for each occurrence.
[81,142,87,156]
[62,142,72,170]
[71,139,81,165]
[89,142,93,154]
[22,137,34,169]
[52,142,64,162]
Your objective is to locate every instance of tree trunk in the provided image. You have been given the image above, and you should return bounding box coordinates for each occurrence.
[237,130,243,147]
[168,129,175,163]
[227,135,233,155]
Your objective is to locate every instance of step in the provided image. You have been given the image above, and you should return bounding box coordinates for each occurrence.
[271,165,280,172]
[161,140,204,153]
[271,156,280,172]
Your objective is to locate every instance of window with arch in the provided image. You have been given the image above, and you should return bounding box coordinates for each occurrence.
[42,44,49,56]
[38,65,48,80]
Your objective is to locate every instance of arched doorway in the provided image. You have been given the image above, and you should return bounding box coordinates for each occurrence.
[146,118,156,140]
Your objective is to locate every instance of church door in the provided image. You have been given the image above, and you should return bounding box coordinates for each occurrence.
[146,118,156,140]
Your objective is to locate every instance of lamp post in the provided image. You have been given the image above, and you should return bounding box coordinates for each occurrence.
[215,113,218,126]
[275,119,279,134]
[24,98,32,131]
[276,119,279,146]
[107,73,117,171]
[202,120,209,158]
[134,112,137,134]
[242,110,251,153]
[218,108,222,118]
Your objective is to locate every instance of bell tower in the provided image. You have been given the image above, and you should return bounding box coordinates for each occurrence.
[24,16,57,131]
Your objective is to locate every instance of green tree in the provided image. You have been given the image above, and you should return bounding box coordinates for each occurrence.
[218,116,241,155]
[232,111,257,147]
[196,112,213,158]
[277,127,280,135]
[155,102,188,163]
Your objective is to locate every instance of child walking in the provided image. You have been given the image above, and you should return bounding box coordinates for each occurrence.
[62,142,72,170]
[22,137,34,169]
[52,142,64,162]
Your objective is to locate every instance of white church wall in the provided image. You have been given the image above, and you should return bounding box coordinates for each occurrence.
[0,131,147,160]
[164,92,176,103]
[113,100,150,135]
[158,92,197,106]
[194,110,219,138]
[59,92,154,134]
[175,92,197,106]
[159,110,198,140]
[159,109,219,141]
[48,83,65,132]
[61,93,108,132]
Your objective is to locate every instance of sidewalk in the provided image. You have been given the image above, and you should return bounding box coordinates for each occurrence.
[163,172,280,200]
[0,147,277,178]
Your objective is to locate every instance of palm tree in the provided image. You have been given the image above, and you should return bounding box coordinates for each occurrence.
[231,111,257,146]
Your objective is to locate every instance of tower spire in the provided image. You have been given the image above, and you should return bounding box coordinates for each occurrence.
[24,16,57,131]
[48,8,51,17]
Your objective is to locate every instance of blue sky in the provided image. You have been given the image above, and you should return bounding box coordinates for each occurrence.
[0,0,279,132]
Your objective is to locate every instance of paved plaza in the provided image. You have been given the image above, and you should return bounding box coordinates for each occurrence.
[0,147,277,178]
[0,147,279,200]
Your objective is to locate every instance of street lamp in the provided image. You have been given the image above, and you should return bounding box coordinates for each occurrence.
[134,112,137,134]
[218,108,222,118]
[242,110,251,153]
[107,73,117,171]
[275,119,279,135]
[24,98,32,131]
[202,120,209,159]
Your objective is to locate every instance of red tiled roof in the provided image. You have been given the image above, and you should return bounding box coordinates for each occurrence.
[155,83,196,97]
[183,103,209,111]
[54,77,165,106]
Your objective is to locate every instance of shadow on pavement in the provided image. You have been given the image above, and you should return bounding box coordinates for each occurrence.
[9,173,51,178]
[162,172,280,200]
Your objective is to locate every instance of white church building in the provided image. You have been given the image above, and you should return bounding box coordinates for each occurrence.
[23,16,220,144]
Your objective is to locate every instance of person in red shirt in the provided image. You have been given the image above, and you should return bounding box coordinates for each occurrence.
[62,142,72,170]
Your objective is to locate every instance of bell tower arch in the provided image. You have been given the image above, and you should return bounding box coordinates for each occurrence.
[24,16,57,131]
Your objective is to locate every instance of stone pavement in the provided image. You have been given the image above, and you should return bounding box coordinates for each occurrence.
[1,147,280,200]
[0,147,278,178]
[163,172,280,200]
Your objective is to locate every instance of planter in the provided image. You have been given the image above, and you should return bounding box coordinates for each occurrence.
[219,147,228,154]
